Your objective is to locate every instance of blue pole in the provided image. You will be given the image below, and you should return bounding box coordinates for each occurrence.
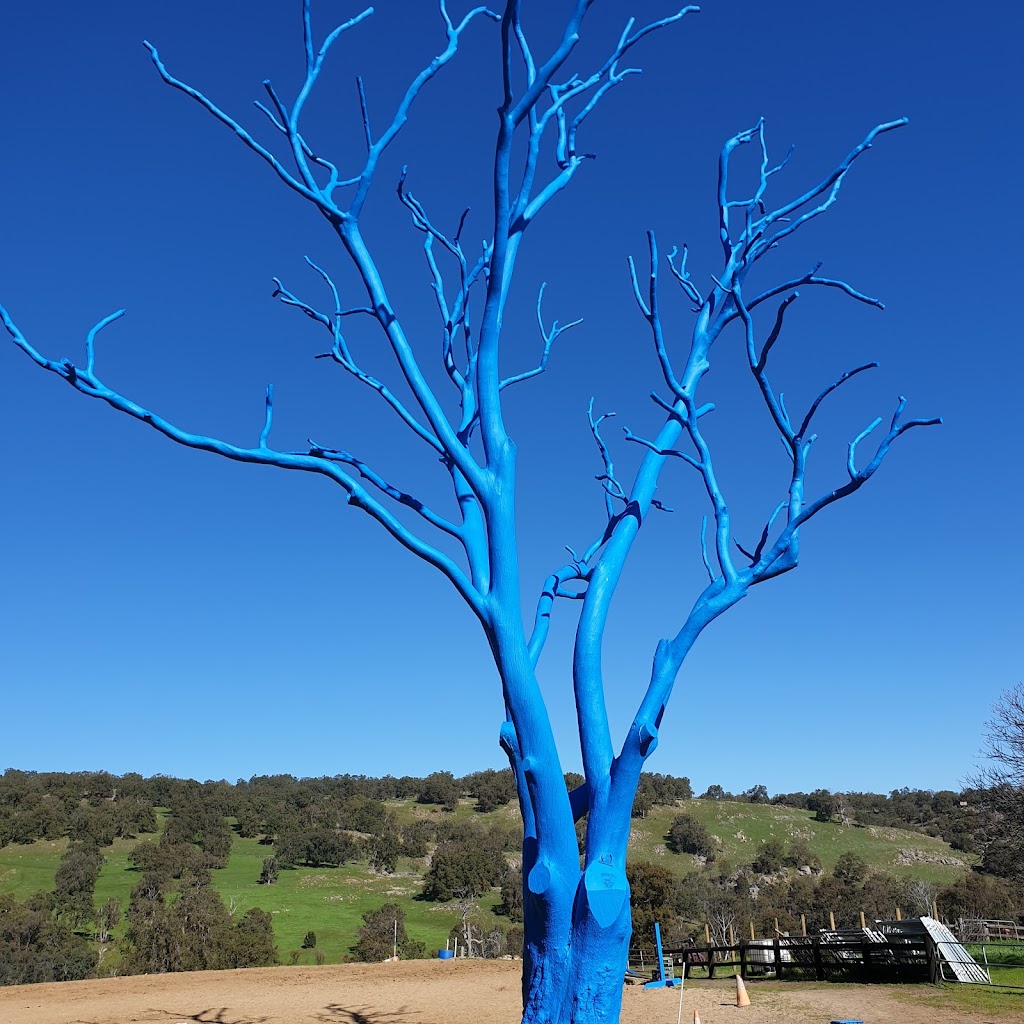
[645,921,680,989]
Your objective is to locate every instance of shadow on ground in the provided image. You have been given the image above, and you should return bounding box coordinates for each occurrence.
[152,1009,271,1024]
[318,1005,428,1024]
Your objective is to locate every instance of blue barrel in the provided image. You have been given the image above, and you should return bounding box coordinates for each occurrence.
[438,949,454,959]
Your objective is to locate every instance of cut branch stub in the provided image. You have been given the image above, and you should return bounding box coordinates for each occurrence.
[583,861,629,928]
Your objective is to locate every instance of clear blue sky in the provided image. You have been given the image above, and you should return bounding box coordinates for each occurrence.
[1,1,1020,796]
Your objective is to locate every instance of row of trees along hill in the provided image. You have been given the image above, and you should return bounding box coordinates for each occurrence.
[2,768,1018,888]
[1,767,994,849]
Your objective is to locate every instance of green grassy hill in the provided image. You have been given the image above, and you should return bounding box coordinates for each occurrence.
[631,799,972,883]
[0,797,973,967]
[0,837,66,901]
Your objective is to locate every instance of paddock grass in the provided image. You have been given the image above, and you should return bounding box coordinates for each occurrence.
[963,943,1024,989]
[92,807,169,910]
[0,837,66,900]
[892,979,1024,1016]
[210,833,483,964]
[627,800,973,884]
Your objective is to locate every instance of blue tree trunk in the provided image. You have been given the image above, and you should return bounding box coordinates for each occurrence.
[493,628,638,1023]
[521,879,632,1024]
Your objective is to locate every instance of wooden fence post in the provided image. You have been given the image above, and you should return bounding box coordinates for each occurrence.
[829,910,836,931]
[740,940,747,980]
[800,914,807,937]
[813,936,825,982]
[859,911,866,929]
[705,923,711,945]
[773,936,783,980]
[749,920,756,941]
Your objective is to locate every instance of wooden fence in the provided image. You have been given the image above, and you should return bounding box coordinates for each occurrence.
[628,935,937,984]
[957,919,1024,943]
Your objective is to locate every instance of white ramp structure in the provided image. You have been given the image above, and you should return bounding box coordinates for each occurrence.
[920,916,991,984]
[877,916,990,984]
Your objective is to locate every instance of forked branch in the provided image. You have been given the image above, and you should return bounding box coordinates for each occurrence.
[609,116,939,803]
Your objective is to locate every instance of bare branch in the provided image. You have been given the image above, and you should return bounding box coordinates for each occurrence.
[753,501,787,563]
[500,282,581,389]
[259,384,274,449]
[666,244,704,308]
[305,440,463,538]
[746,264,884,313]
[848,415,883,478]
[622,427,701,470]
[755,292,800,374]
[84,310,125,377]
[983,684,1024,784]
[350,5,500,216]
[699,515,715,582]
[717,119,763,258]
[732,282,794,450]
[273,262,444,454]
[798,361,879,438]
[747,119,909,261]
[627,256,651,318]
[143,41,342,218]
[528,560,589,668]
[748,397,941,582]
[0,304,486,620]
[588,400,624,520]
[356,75,372,150]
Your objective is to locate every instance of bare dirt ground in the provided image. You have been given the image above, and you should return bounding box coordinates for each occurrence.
[0,959,1014,1024]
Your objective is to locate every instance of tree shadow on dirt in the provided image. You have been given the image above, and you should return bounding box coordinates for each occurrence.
[317,1005,427,1024]
[151,1008,271,1024]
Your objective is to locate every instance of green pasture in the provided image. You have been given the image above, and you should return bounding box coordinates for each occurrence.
[894,979,1024,1017]
[92,807,170,909]
[0,837,66,900]
[628,800,974,883]
[965,943,1024,990]
[210,834,482,964]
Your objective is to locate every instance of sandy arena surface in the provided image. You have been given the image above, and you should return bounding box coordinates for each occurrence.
[0,959,1014,1024]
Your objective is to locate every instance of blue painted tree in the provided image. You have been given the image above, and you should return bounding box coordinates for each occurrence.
[2,3,939,1021]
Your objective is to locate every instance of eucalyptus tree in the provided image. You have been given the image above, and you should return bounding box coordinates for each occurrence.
[1,2,938,1021]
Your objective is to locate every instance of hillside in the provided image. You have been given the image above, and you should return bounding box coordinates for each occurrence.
[630,799,971,883]
[0,796,974,968]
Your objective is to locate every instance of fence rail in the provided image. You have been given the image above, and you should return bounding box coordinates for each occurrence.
[956,919,1024,943]
[627,936,1024,991]
[628,936,936,984]
[942,941,1024,990]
